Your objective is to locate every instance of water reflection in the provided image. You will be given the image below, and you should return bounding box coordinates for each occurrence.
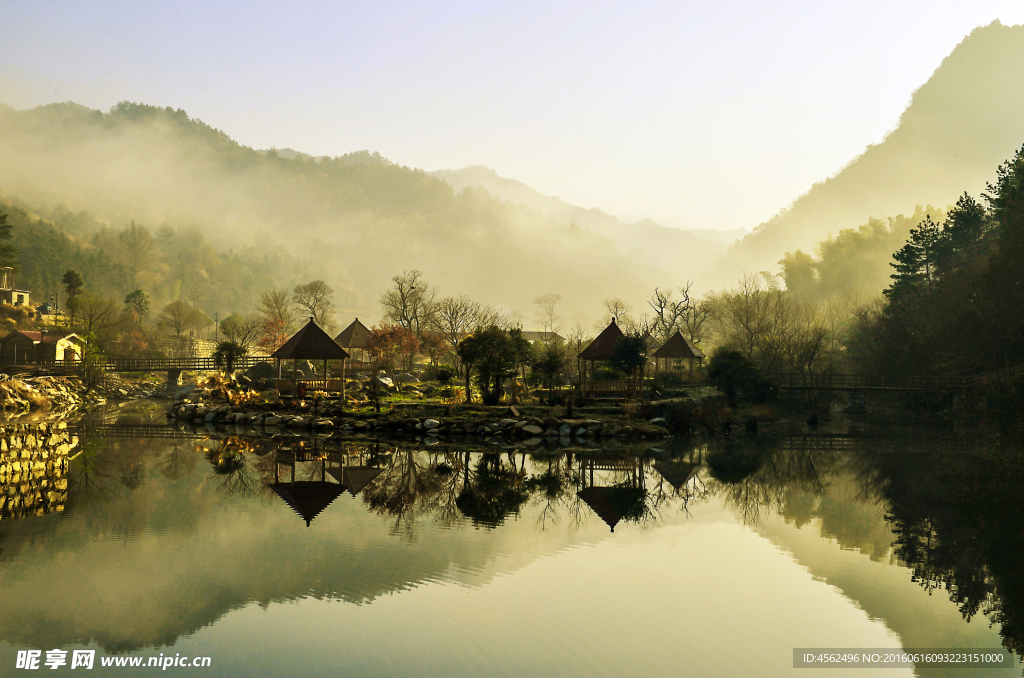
[0,421,1021,672]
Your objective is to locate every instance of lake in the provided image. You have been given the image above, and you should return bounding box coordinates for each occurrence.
[0,403,1019,676]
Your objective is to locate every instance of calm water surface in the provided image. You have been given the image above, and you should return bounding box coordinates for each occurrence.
[0,403,1020,677]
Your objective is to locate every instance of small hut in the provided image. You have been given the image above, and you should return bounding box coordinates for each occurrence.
[0,330,84,364]
[271,318,350,396]
[578,318,635,398]
[335,318,372,368]
[652,330,705,382]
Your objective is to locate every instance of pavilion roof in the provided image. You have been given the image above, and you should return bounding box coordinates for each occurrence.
[579,318,625,360]
[335,318,371,349]
[578,486,644,533]
[271,481,346,527]
[343,466,383,497]
[652,331,706,359]
[272,318,350,360]
[653,461,702,492]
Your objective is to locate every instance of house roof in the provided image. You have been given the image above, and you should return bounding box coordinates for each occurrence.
[578,318,625,359]
[521,331,564,343]
[1,330,81,345]
[271,481,346,527]
[271,318,350,360]
[652,331,706,359]
[335,318,371,349]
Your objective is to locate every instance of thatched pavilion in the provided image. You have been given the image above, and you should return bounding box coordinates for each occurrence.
[579,318,637,398]
[652,330,705,381]
[272,318,350,396]
[335,318,372,367]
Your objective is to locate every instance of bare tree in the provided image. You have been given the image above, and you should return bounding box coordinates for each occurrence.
[429,295,484,371]
[220,314,264,352]
[77,293,122,340]
[157,299,206,336]
[534,293,562,336]
[604,298,630,322]
[293,280,336,331]
[380,270,436,339]
[647,286,689,341]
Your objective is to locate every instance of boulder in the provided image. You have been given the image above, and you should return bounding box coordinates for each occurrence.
[522,425,543,435]
[245,362,275,380]
[423,419,439,429]
[558,423,571,436]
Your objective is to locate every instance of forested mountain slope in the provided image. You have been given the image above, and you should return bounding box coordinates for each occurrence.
[711,20,1024,286]
[0,102,673,322]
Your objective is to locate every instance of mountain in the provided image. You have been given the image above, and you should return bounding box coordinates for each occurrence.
[0,102,689,325]
[432,166,743,286]
[712,20,1024,287]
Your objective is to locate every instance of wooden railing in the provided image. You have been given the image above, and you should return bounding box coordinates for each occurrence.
[276,378,346,394]
[585,380,639,394]
[772,373,974,391]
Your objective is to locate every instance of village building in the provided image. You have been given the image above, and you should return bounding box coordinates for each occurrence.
[0,330,84,364]
[0,267,30,307]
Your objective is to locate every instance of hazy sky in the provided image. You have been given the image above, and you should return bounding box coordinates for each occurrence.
[3,1,1024,231]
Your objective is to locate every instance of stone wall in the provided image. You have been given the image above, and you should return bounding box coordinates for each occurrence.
[0,423,77,521]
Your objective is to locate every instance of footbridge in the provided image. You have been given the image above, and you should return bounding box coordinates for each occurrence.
[772,364,1024,393]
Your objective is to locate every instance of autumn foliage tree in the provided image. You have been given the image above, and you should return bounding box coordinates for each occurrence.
[366,325,419,379]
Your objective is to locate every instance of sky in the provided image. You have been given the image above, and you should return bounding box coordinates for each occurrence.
[2,1,1024,232]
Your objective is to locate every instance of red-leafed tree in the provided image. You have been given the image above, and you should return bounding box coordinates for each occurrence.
[367,325,419,378]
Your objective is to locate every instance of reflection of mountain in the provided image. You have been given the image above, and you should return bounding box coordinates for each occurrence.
[727,437,1022,675]
[0,440,647,652]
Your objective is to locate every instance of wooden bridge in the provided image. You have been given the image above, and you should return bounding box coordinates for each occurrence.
[772,364,1024,393]
[2,356,378,377]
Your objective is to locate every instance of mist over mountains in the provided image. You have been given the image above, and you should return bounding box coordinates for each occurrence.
[0,103,717,325]
[1,19,1023,325]
[714,20,1024,286]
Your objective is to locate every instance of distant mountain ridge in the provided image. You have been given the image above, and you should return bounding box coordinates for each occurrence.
[432,165,744,284]
[712,20,1024,286]
[0,101,692,322]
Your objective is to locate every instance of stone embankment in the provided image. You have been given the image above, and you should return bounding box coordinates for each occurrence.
[0,375,89,416]
[0,422,77,520]
[167,402,670,443]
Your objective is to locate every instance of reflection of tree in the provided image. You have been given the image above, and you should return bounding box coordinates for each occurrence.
[526,456,575,530]
[848,445,1024,655]
[67,439,116,500]
[709,439,836,525]
[361,448,450,538]
[456,454,529,527]
[202,437,272,498]
[158,446,198,481]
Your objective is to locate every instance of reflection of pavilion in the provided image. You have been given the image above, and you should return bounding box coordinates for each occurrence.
[327,444,384,498]
[653,448,704,493]
[271,447,346,527]
[577,455,646,533]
